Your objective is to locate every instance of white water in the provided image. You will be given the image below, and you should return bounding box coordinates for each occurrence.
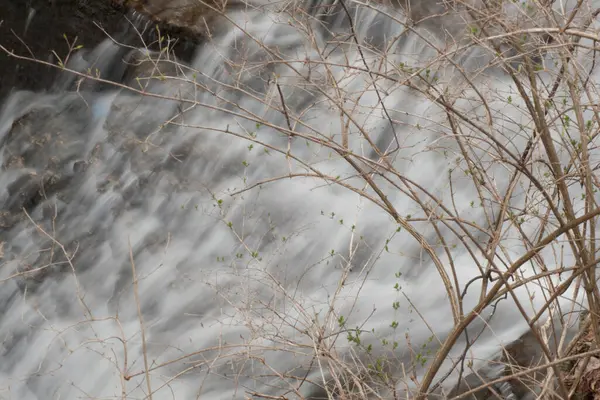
[1,1,599,399]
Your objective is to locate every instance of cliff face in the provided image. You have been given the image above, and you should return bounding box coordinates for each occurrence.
[0,0,127,99]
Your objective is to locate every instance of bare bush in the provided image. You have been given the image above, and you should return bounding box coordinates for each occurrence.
[1,0,600,399]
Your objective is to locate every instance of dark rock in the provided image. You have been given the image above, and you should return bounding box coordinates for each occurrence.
[124,0,234,39]
[448,326,578,399]
[0,0,198,101]
[0,0,126,100]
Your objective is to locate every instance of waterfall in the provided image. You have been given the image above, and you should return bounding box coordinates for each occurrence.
[1,0,599,398]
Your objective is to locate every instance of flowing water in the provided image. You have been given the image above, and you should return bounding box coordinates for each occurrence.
[0,1,599,399]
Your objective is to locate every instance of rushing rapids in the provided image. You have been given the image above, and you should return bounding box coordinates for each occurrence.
[1,0,599,398]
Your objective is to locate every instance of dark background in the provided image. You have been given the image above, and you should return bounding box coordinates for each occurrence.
[0,1,127,100]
